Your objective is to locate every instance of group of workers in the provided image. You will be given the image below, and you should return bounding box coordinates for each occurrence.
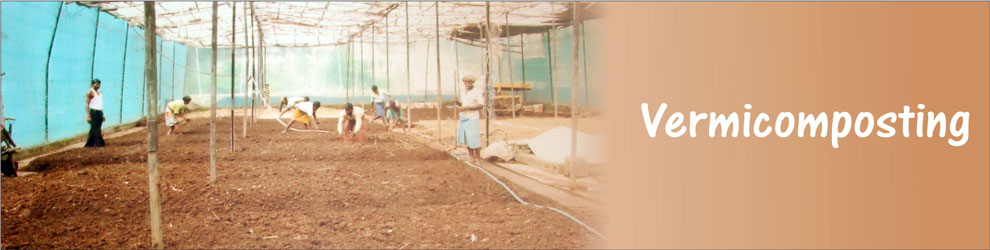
[84,75,486,164]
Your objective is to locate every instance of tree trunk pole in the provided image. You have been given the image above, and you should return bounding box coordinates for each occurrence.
[405,2,411,133]
[143,2,164,248]
[210,1,218,183]
[569,2,582,184]
[230,2,236,151]
[435,1,442,144]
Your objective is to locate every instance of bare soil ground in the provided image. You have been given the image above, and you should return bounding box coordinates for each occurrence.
[1,117,602,249]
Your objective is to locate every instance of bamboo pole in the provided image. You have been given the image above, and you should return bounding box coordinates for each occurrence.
[506,13,516,118]
[210,1,218,183]
[90,11,99,82]
[519,33,526,117]
[550,29,559,119]
[346,41,351,103]
[452,39,460,146]
[360,35,365,108]
[545,30,555,118]
[581,24,590,108]
[119,26,129,124]
[230,2,236,151]
[405,2,411,133]
[385,13,390,91]
[242,4,248,138]
[485,1,491,146]
[569,2,581,184]
[142,2,164,248]
[43,2,64,143]
[250,2,257,123]
[423,39,429,102]
[434,1,442,144]
[171,43,175,100]
[372,24,375,93]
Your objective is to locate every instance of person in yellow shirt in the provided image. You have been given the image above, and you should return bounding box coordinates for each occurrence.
[165,96,192,135]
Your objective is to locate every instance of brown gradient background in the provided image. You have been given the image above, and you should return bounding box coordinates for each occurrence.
[600,2,989,249]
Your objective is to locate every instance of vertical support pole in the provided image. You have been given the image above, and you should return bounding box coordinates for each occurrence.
[171,43,175,100]
[386,13,390,91]
[210,1,218,183]
[346,41,351,103]
[119,26,129,125]
[359,35,364,108]
[520,33,526,117]
[550,29,559,119]
[251,3,258,122]
[43,2,65,143]
[434,1,442,144]
[569,2,581,184]
[91,11,99,82]
[242,4,248,138]
[506,13,516,118]
[546,30,555,118]
[452,39,460,146]
[405,2,411,132]
[581,24,590,108]
[372,24,376,93]
[142,2,164,248]
[424,39,430,102]
[230,1,236,151]
[485,1,492,146]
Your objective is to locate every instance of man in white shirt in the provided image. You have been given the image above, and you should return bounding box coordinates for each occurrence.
[338,102,366,142]
[337,103,372,141]
[456,75,485,164]
[369,85,393,128]
[280,100,320,133]
[279,96,308,113]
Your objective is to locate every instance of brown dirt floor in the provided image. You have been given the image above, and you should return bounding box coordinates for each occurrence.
[1,117,602,249]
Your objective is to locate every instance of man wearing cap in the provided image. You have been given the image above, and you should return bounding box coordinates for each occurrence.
[456,75,485,164]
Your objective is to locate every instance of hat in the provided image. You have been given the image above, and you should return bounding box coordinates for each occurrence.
[461,75,476,83]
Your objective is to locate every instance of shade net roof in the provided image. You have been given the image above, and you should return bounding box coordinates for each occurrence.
[76,1,601,48]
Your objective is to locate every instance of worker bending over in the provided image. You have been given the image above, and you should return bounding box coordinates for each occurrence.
[165,96,193,135]
[338,103,366,142]
[280,99,321,133]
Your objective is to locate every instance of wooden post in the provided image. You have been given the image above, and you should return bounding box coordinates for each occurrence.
[171,43,175,100]
[359,35,365,108]
[230,2,236,151]
[545,30,556,119]
[434,1,442,144]
[242,4,248,138]
[250,2,257,123]
[549,29,559,119]
[405,2,411,132]
[506,13,516,118]
[210,1,218,183]
[43,2,64,143]
[520,33,526,117]
[119,26,129,124]
[90,11,99,82]
[385,13,390,91]
[346,41,351,103]
[569,2,581,184]
[484,1,492,146]
[143,2,164,248]
[453,39,460,146]
[581,23,590,108]
[371,24,375,93]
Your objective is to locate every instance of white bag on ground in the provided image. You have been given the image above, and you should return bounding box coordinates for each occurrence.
[481,141,515,162]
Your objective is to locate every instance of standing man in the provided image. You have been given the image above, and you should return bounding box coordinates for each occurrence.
[456,75,485,164]
[368,85,393,128]
[85,79,106,147]
[165,96,193,135]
